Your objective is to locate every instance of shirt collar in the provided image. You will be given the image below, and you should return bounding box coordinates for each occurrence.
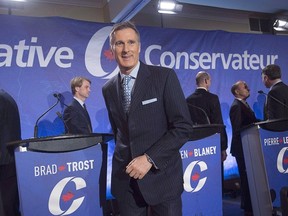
[197,87,208,91]
[74,96,84,107]
[270,80,282,90]
[120,61,140,80]
[236,98,246,103]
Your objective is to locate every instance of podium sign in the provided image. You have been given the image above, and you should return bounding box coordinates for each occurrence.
[181,133,222,216]
[241,119,288,215]
[259,128,288,207]
[15,144,102,216]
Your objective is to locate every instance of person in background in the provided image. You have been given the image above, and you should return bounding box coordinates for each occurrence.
[186,71,228,161]
[229,81,258,216]
[186,71,228,199]
[102,21,193,216]
[261,64,288,120]
[63,76,92,134]
[63,76,115,215]
[0,89,21,216]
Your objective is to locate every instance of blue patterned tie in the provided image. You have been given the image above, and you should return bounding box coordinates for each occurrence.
[122,75,132,113]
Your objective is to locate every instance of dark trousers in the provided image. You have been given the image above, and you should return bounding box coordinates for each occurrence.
[0,163,21,216]
[116,179,182,216]
[102,199,120,216]
[235,157,253,212]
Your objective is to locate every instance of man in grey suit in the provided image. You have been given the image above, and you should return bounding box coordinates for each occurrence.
[0,89,21,216]
[261,64,288,120]
[102,21,193,216]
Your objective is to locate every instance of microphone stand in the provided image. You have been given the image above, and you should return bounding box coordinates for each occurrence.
[34,98,60,138]
[258,90,288,109]
[187,104,211,124]
[56,111,70,134]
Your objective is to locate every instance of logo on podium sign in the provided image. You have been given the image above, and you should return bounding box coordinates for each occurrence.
[180,134,222,216]
[15,144,102,216]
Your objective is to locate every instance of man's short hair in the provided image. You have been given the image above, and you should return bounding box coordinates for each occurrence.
[196,71,210,85]
[262,64,281,80]
[70,77,91,95]
[231,81,243,96]
[109,21,140,48]
[231,83,238,96]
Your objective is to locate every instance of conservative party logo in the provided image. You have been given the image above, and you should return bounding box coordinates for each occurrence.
[85,26,119,79]
[183,160,207,193]
[181,144,218,193]
[48,177,86,215]
[277,147,288,173]
[34,159,96,215]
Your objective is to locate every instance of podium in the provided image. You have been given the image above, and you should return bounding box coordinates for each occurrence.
[181,124,224,215]
[241,119,288,216]
[8,133,113,216]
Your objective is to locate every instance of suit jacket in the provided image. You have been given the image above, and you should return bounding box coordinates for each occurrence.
[102,62,193,205]
[265,81,288,120]
[0,90,21,216]
[0,89,21,166]
[186,88,228,151]
[230,99,257,158]
[63,99,92,134]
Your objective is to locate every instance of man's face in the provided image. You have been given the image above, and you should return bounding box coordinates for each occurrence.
[76,80,91,101]
[111,28,140,75]
[237,82,250,99]
[262,73,271,88]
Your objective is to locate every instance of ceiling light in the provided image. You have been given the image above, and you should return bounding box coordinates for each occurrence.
[158,0,183,14]
[159,1,176,10]
[273,19,288,31]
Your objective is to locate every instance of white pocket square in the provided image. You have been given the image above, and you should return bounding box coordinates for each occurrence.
[142,98,157,105]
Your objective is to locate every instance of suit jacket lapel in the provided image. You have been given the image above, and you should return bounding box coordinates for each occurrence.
[238,99,256,120]
[109,74,127,119]
[73,99,92,130]
[129,62,151,114]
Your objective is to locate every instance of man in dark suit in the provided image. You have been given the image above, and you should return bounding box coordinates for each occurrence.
[102,21,193,216]
[63,77,92,134]
[0,89,21,216]
[230,81,258,216]
[186,71,228,161]
[261,64,288,120]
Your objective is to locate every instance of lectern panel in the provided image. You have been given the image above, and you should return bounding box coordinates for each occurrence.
[15,143,102,216]
[241,119,288,216]
[181,133,222,216]
[258,128,288,207]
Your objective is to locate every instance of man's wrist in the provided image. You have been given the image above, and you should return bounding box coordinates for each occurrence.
[145,154,153,164]
[144,153,158,169]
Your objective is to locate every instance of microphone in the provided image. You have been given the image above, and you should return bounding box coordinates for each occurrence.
[56,111,70,134]
[34,95,60,138]
[187,104,211,124]
[258,90,288,109]
[53,93,62,100]
[54,93,69,108]
[56,111,62,118]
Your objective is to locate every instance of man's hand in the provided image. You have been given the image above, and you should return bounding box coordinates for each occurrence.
[126,155,153,179]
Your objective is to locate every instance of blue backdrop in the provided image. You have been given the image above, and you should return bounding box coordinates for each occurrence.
[1,14,288,178]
